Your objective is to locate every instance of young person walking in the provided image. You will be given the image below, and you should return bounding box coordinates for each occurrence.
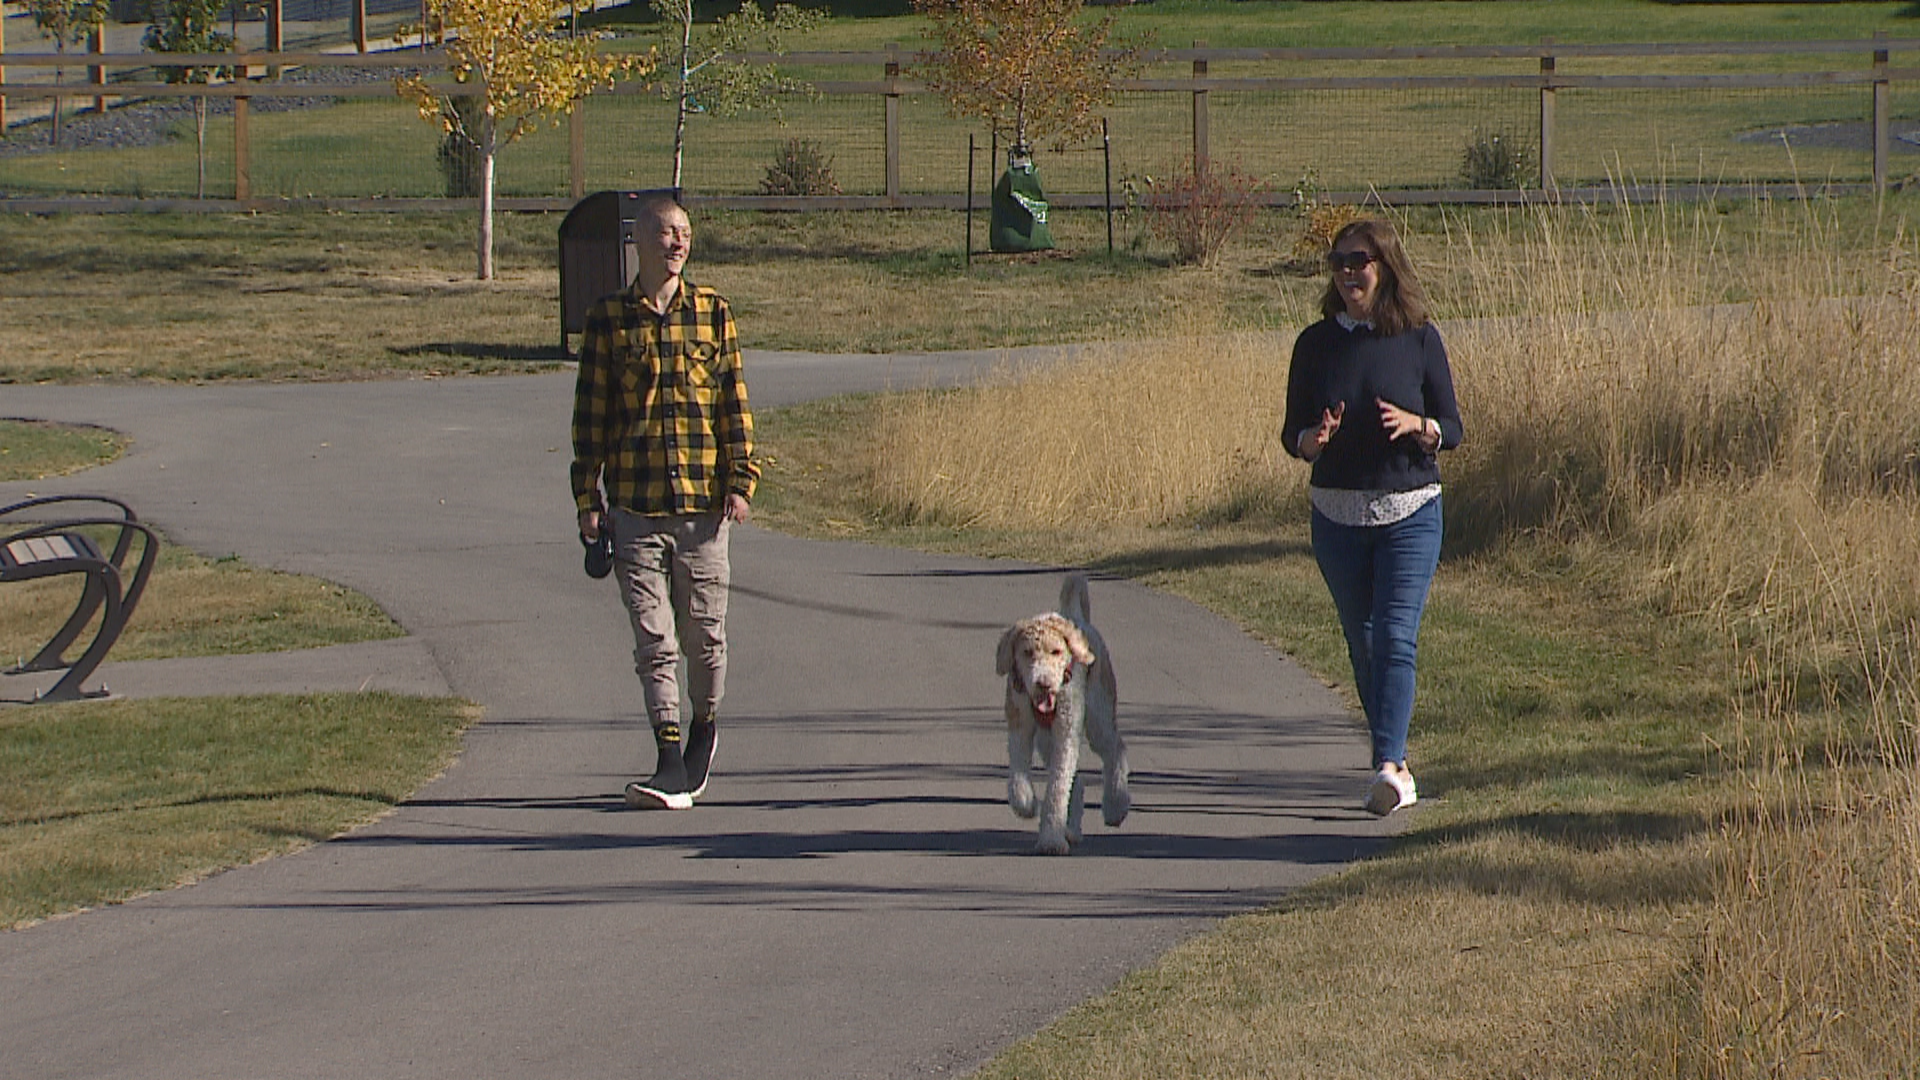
[571,194,759,810]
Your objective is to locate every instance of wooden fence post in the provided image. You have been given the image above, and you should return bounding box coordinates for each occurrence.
[235,93,251,202]
[1192,42,1209,177]
[352,0,367,54]
[1539,37,1556,192]
[1873,30,1889,196]
[89,21,105,113]
[267,0,283,80]
[885,46,902,204]
[965,132,974,268]
[569,104,585,200]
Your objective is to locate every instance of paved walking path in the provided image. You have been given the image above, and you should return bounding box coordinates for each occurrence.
[0,349,1388,1080]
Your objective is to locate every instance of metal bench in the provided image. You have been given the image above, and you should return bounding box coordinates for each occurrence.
[2,495,157,703]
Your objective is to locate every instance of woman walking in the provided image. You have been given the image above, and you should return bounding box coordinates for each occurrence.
[1283,218,1463,816]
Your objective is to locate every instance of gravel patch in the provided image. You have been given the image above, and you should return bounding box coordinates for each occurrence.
[0,64,427,158]
[1735,120,1920,154]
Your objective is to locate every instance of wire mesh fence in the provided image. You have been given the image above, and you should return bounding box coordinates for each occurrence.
[1204,86,1541,193]
[1555,84,1880,187]
[1,39,1916,206]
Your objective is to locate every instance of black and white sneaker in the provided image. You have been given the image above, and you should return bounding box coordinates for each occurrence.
[683,719,717,800]
[624,744,692,810]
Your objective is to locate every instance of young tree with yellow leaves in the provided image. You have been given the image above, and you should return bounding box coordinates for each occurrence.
[911,0,1137,160]
[399,0,652,280]
[912,0,1138,251]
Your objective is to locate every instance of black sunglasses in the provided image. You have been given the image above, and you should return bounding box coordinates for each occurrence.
[1327,250,1378,272]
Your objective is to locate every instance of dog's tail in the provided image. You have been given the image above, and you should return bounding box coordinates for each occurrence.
[1059,572,1092,627]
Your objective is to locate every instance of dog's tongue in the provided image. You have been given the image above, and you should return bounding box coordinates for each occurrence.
[1034,690,1057,728]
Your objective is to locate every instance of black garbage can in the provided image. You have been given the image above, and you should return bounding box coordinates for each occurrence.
[558,189,680,356]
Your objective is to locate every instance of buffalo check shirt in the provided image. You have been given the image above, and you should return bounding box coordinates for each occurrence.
[571,278,759,517]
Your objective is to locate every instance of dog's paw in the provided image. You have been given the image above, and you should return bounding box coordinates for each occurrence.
[1035,831,1071,856]
[1103,787,1131,827]
[1008,777,1038,818]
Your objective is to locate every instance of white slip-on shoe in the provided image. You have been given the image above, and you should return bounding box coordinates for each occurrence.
[1364,768,1417,816]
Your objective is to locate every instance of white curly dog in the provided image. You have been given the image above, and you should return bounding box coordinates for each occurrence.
[994,573,1131,854]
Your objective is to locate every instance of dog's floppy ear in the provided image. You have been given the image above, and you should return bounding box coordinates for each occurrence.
[995,625,1019,676]
[1058,620,1096,667]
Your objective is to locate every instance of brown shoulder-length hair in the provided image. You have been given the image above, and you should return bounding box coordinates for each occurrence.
[1318,218,1431,336]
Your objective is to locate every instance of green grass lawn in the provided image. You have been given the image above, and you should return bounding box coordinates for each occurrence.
[0,529,402,664]
[0,77,1892,199]
[0,420,124,482]
[0,692,477,929]
[589,0,1919,51]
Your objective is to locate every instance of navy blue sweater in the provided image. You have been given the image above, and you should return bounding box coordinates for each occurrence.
[1282,318,1463,492]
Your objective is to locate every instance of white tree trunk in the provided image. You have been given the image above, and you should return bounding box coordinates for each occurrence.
[671,0,692,189]
[1014,82,1029,154]
[477,109,496,281]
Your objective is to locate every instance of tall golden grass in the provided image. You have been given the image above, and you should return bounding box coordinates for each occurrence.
[1453,209,1920,1074]
[861,191,1920,1072]
[1440,197,1920,633]
[1697,602,1920,1077]
[865,310,1302,530]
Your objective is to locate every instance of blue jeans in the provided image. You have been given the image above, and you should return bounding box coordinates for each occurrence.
[1310,496,1443,769]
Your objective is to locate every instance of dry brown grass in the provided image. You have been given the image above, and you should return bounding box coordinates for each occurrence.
[864,315,1293,530]
[0,209,1328,382]
[1678,568,1920,1077]
[0,214,561,382]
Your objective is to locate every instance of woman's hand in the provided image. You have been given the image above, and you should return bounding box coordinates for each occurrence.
[1378,398,1439,451]
[1297,402,1345,461]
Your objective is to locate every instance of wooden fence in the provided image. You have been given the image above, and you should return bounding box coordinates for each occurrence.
[2,37,1917,211]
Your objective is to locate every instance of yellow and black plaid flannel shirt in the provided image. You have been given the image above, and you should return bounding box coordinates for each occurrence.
[571,278,759,517]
